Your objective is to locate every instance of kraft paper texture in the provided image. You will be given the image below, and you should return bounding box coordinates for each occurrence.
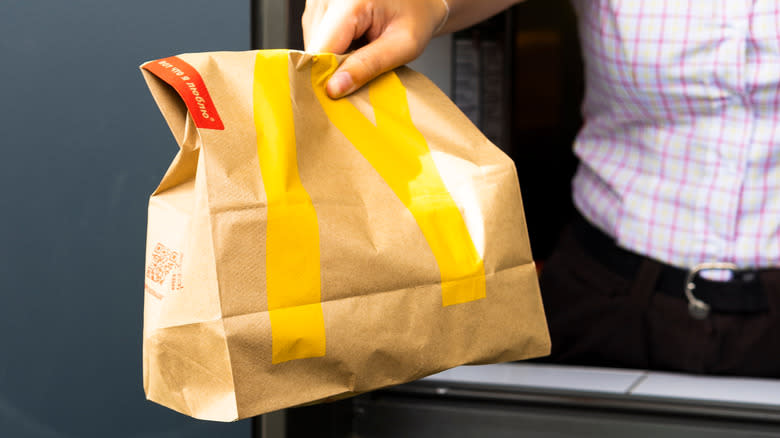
[139,49,550,422]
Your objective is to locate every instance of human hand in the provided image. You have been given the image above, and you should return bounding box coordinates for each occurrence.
[303,0,449,98]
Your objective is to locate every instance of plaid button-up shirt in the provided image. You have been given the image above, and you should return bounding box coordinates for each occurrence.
[571,0,780,269]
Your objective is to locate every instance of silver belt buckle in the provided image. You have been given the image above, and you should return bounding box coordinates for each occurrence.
[685,262,738,319]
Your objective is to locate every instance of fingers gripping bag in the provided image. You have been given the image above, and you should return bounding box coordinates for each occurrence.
[139,50,550,421]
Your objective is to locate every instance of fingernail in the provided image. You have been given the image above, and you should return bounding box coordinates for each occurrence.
[327,71,354,98]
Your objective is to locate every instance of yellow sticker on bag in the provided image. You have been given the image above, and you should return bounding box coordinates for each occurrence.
[253,51,486,365]
[311,54,486,307]
[253,51,326,364]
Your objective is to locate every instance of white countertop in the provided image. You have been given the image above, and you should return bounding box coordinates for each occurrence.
[422,363,780,408]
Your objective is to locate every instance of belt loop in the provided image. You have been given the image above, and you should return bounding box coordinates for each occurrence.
[630,257,664,307]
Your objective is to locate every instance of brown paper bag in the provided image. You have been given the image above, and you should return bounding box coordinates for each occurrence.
[139,49,549,422]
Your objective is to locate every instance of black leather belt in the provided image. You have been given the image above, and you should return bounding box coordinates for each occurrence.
[571,212,770,315]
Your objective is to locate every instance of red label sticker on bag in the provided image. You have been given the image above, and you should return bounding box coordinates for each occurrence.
[142,56,224,130]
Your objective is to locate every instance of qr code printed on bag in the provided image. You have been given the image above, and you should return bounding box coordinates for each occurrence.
[145,243,184,296]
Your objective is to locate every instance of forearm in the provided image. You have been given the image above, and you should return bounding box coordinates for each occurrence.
[438,0,525,35]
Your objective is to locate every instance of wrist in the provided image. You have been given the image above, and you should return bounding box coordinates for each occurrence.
[433,0,450,35]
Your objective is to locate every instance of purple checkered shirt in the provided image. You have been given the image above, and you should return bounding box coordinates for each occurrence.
[571,0,780,270]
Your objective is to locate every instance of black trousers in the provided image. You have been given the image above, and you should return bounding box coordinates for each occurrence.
[537,219,780,378]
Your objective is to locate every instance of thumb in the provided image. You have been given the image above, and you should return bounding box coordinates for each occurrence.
[326,31,423,98]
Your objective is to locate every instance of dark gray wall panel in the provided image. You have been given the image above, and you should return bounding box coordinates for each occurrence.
[0,1,251,436]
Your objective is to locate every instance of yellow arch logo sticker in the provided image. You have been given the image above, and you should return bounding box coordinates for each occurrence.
[254,51,486,364]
